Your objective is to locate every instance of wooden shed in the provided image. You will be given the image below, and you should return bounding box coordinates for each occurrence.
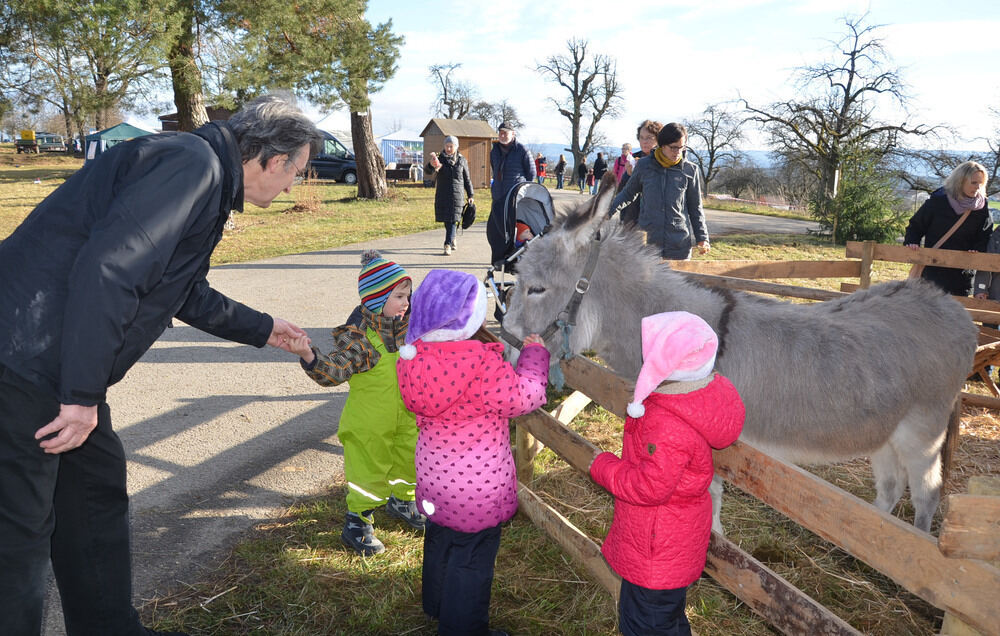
[420,118,497,189]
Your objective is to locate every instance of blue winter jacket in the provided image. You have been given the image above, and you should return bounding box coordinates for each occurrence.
[611,155,708,259]
[490,140,535,205]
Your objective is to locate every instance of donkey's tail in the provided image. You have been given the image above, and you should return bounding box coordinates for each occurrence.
[941,395,963,484]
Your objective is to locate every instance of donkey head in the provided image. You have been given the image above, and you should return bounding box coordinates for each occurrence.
[502,176,621,360]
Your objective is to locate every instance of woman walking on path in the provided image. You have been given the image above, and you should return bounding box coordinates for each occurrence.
[430,136,474,256]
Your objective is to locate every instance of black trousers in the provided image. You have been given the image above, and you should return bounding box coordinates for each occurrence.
[0,365,145,635]
[422,520,502,636]
[618,578,691,636]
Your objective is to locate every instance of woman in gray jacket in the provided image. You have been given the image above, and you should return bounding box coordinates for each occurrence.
[611,122,710,260]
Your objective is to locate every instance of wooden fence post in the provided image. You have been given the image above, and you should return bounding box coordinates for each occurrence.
[939,477,1000,636]
[859,240,874,289]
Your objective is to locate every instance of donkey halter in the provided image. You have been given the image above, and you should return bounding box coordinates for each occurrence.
[498,230,604,387]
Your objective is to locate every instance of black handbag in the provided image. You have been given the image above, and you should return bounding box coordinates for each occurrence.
[461,201,477,230]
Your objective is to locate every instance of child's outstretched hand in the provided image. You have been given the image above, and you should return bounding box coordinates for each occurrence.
[522,334,544,347]
[287,334,315,362]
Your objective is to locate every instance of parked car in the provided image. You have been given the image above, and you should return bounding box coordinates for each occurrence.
[309,131,358,184]
[16,131,67,153]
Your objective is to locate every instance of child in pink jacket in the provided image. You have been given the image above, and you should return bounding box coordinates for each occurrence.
[397,269,548,636]
[590,311,745,636]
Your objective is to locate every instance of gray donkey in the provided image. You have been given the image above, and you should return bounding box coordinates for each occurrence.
[501,185,976,533]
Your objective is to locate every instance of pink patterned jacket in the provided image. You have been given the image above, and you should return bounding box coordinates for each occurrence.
[397,341,549,533]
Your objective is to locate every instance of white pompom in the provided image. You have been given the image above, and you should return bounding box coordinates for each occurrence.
[399,344,417,360]
[627,402,645,418]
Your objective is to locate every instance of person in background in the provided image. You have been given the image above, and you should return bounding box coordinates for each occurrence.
[430,136,474,256]
[0,94,319,636]
[617,119,663,210]
[613,143,635,188]
[586,167,596,194]
[904,160,992,296]
[592,151,608,194]
[611,122,709,258]
[397,269,548,636]
[535,152,547,185]
[486,122,535,261]
[576,157,588,193]
[554,154,567,189]
[590,311,744,636]
[288,251,424,557]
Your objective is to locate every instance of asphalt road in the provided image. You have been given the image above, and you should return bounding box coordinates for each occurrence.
[41,194,818,634]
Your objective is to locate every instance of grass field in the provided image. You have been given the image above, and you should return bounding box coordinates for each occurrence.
[3,144,997,635]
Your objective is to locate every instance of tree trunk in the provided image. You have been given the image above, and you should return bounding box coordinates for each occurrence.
[168,0,208,132]
[351,109,387,200]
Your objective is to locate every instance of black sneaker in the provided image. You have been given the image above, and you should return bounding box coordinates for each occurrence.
[342,511,385,556]
[385,495,426,530]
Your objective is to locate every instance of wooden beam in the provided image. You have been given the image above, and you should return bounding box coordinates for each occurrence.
[711,441,1000,634]
[679,272,845,302]
[859,241,874,289]
[705,534,861,636]
[515,391,593,485]
[668,259,862,280]
[846,241,1000,271]
[515,410,601,475]
[939,478,1000,636]
[516,482,621,599]
[961,391,1000,410]
[938,495,1000,561]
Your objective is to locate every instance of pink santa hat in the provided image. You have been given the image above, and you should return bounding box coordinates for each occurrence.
[626,311,718,419]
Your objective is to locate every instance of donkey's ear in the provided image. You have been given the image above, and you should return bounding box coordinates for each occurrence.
[593,173,618,218]
[561,172,618,240]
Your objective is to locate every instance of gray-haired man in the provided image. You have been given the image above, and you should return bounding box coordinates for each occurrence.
[0,95,322,635]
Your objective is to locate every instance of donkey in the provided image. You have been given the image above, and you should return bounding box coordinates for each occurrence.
[501,185,977,533]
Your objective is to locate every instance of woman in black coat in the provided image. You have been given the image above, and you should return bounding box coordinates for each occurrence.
[904,160,992,296]
[430,135,474,256]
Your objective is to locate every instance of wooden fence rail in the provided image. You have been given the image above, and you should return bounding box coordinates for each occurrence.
[515,356,1000,635]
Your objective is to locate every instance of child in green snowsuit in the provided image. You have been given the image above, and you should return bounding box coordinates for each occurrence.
[288,250,424,556]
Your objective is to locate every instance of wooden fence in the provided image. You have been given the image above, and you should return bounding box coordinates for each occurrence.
[511,241,1000,635]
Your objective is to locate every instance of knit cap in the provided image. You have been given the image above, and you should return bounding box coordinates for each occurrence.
[398,269,487,360]
[358,250,410,314]
[444,135,459,148]
[627,311,718,418]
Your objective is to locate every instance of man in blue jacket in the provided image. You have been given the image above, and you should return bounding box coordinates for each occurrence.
[486,121,535,265]
[0,95,321,635]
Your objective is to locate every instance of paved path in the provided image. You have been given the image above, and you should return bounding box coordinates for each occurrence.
[42,197,818,634]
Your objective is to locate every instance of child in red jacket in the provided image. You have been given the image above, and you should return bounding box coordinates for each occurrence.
[589,311,745,636]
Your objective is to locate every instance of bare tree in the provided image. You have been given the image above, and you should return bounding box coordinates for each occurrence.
[717,155,772,200]
[897,111,1000,197]
[428,63,475,119]
[536,38,623,169]
[742,15,937,238]
[470,99,522,130]
[684,101,745,193]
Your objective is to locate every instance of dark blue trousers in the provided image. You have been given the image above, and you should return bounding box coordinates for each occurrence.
[422,520,502,636]
[0,365,146,635]
[618,578,691,636]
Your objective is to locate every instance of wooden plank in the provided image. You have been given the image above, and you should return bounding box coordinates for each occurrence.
[961,391,1000,410]
[515,391,593,484]
[516,482,622,599]
[938,495,1000,561]
[846,241,1000,271]
[560,356,634,419]
[516,410,601,475]
[711,441,1000,634]
[705,534,861,636]
[668,259,861,280]
[680,272,845,301]
[940,478,1000,636]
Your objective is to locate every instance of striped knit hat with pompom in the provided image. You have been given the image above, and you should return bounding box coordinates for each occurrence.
[358,250,410,314]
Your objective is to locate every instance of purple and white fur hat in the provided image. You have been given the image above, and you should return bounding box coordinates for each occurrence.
[398,269,488,360]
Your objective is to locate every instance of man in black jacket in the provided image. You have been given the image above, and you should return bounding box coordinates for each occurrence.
[0,95,321,635]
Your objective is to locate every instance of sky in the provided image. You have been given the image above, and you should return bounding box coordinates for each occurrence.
[297,0,1000,153]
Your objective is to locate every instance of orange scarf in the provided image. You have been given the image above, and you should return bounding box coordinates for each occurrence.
[653,146,682,169]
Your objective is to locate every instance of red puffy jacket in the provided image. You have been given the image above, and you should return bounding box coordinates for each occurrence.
[590,374,744,589]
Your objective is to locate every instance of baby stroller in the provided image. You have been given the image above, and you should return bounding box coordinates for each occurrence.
[484,181,555,318]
